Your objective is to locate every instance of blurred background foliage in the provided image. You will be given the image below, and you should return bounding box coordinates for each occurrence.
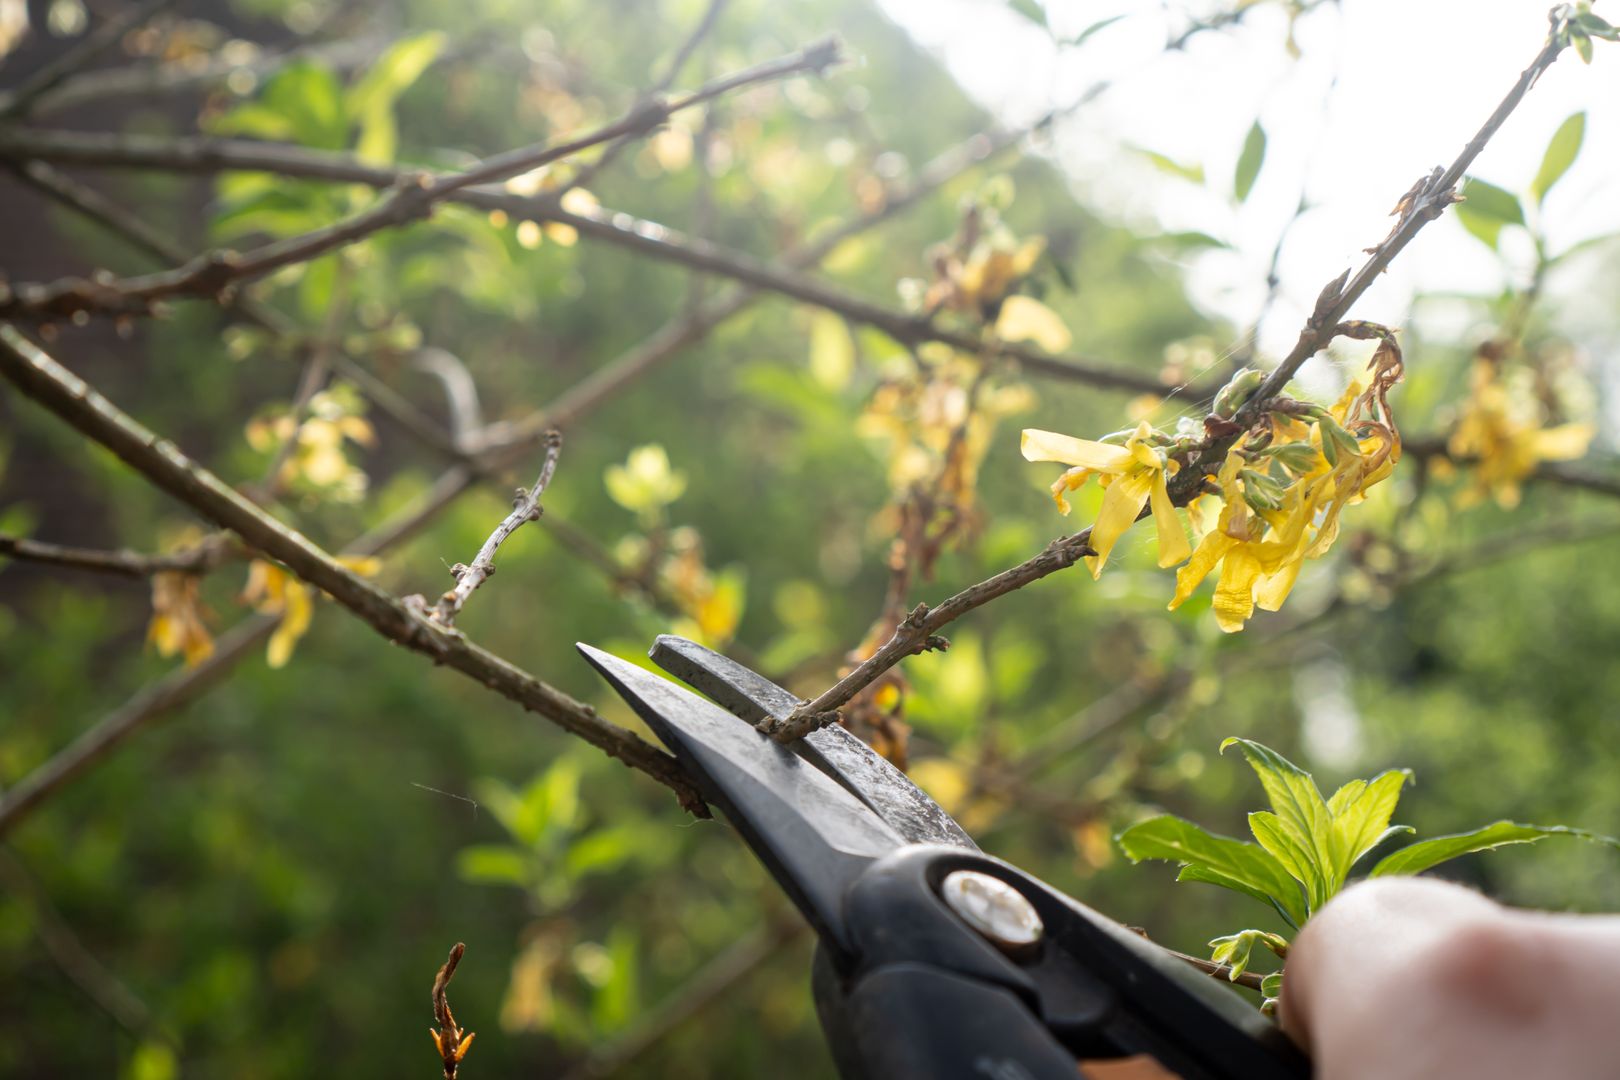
[1,0,1618,1076]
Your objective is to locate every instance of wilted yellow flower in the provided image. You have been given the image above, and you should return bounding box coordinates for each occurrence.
[1021,420,1191,577]
[1448,360,1593,508]
[147,571,214,666]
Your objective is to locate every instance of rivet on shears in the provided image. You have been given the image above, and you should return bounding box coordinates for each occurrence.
[940,870,1044,957]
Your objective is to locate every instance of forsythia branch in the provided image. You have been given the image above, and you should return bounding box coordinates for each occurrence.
[0,325,708,815]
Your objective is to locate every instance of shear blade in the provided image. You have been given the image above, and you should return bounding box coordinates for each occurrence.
[648,635,977,851]
[577,643,901,949]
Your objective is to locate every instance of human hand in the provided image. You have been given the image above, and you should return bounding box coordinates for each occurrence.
[1280,876,1620,1079]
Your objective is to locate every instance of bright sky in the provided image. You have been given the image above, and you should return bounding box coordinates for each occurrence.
[874,0,1620,368]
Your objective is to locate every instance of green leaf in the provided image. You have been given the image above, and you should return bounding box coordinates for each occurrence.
[1454,177,1525,251]
[1220,738,1334,905]
[261,61,347,150]
[1532,112,1585,203]
[1246,810,1323,910]
[1117,814,1306,925]
[347,32,445,164]
[1327,768,1411,886]
[1574,11,1619,40]
[1370,821,1620,877]
[345,32,446,119]
[1234,120,1266,203]
[1007,0,1048,31]
[1208,929,1289,981]
[1134,147,1205,184]
[456,844,532,887]
[1066,15,1125,47]
[1573,28,1595,63]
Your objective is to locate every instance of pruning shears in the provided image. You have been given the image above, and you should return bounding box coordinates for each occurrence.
[577,636,1311,1079]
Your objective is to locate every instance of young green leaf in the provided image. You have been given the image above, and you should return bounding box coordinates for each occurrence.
[1370,821,1620,877]
[1117,814,1306,925]
[1208,929,1289,981]
[1234,120,1267,203]
[1327,768,1411,886]
[1247,810,1326,911]
[1221,738,1334,888]
[348,32,446,164]
[1454,177,1525,251]
[1531,112,1586,203]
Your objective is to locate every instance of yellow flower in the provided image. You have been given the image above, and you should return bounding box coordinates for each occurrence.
[1021,420,1191,578]
[1448,361,1593,508]
[1168,388,1400,633]
[240,555,379,668]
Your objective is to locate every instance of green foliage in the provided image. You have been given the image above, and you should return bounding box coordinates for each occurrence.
[1454,177,1524,251]
[1118,739,1618,1008]
[1233,120,1266,203]
[1531,111,1586,203]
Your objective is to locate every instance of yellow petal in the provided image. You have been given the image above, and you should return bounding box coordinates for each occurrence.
[337,555,382,577]
[1169,530,1237,609]
[1049,466,1091,515]
[997,295,1072,352]
[267,585,313,669]
[1084,469,1154,579]
[1255,558,1304,612]
[1531,423,1594,462]
[1212,545,1264,633]
[1020,429,1132,472]
[1149,471,1191,567]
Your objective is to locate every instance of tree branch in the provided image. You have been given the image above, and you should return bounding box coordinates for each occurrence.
[7,159,471,461]
[422,431,562,627]
[0,0,181,120]
[0,325,707,815]
[0,531,237,578]
[773,12,1578,736]
[0,129,1169,396]
[0,39,843,320]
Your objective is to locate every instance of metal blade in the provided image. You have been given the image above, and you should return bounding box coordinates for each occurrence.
[649,635,978,850]
[577,643,902,949]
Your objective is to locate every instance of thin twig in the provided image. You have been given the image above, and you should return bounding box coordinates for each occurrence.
[0,532,236,578]
[430,942,475,1079]
[0,0,182,120]
[425,431,562,627]
[0,40,842,320]
[562,0,729,196]
[772,12,1579,737]
[0,326,707,814]
[0,847,163,1036]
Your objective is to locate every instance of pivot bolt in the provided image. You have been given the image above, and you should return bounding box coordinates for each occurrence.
[940,870,1043,956]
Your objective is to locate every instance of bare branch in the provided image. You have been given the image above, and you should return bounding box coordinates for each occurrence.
[0,326,707,814]
[0,130,1169,396]
[423,431,562,627]
[0,848,163,1036]
[0,0,182,120]
[0,532,237,578]
[775,15,1579,734]
[0,40,843,320]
